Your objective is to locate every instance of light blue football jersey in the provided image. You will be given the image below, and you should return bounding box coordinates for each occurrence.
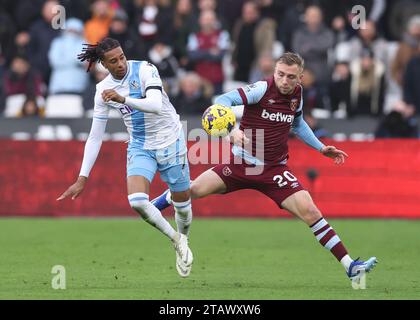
[93,60,181,149]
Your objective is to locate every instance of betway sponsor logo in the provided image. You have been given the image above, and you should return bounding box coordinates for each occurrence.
[261,109,294,123]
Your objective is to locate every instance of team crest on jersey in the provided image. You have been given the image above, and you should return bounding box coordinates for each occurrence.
[244,83,257,92]
[222,166,232,176]
[130,79,140,89]
[290,98,298,111]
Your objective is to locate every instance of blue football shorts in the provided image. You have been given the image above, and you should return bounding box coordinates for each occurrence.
[126,131,190,192]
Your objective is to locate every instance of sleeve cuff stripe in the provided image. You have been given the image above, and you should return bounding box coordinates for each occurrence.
[94,116,108,120]
[238,88,248,105]
[145,86,162,92]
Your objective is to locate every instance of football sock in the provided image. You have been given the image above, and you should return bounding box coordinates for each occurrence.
[151,189,172,211]
[340,254,353,271]
[173,199,192,236]
[310,217,350,268]
[129,193,177,241]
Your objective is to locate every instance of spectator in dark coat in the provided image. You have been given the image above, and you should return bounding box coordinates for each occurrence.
[172,0,196,68]
[0,11,16,66]
[108,9,146,60]
[391,15,420,87]
[331,48,386,117]
[59,0,92,22]
[173,72,213,115]
[134,0,174,53]
[3,55,43,98]
[232,1,276,83]
[292,5,334,99]
[0,10,16,111]
[27,0,60,84]
[403,55,420,114]
[375,100,418,138]
[388,0,420,41]
[13,0,45,31]
[148,42,179,96]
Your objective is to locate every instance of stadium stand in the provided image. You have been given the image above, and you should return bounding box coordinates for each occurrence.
[44,94,84,118]
[4,94,45,118]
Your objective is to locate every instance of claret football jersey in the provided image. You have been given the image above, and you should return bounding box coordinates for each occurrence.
[227,78,303,165]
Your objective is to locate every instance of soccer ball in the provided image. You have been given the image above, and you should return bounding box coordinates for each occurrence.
[202,104,236,137]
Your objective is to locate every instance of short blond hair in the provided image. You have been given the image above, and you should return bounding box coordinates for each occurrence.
[277,52,305,70]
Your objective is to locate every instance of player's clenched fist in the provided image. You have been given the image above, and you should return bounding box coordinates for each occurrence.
[102,89,125,103]
[57,176,87,201]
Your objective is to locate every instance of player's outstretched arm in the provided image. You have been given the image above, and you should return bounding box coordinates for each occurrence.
[57,176,87,201]
[320,145,348,165]
[214,81,267,107]
[215,90,243,107]
[291,113,325,149]
[291,114,348,164]
[57,116,107,201]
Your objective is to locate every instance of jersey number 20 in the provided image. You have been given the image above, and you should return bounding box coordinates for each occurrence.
[273,171,297,188]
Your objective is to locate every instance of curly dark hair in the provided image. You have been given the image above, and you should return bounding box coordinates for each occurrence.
[77,38,121,72]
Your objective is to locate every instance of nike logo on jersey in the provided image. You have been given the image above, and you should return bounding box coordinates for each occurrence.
[261,109,294,123]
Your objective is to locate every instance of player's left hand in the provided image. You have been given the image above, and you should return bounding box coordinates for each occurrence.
[57,176,87,201]
[320,145,348,165]
[102,89,125,104]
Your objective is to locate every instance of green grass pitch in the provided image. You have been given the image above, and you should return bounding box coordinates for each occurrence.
[0,218,419,300]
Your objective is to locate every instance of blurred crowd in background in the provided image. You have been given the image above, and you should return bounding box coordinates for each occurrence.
[0,0,420,138]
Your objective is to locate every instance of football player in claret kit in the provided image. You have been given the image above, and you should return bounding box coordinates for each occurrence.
[153,52,377,284]
[57,38,193,277]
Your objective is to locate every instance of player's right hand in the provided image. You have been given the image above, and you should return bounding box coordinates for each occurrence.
[229,129,250,147]
[57,176,87,201]
[102,89,125,104]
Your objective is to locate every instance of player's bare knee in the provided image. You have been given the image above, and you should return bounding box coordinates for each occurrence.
[190,182,203,199]
[171,190,191,203]
[302,204,322,224]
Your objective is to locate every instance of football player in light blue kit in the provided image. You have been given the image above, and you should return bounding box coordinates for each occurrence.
[57,38,193,277]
